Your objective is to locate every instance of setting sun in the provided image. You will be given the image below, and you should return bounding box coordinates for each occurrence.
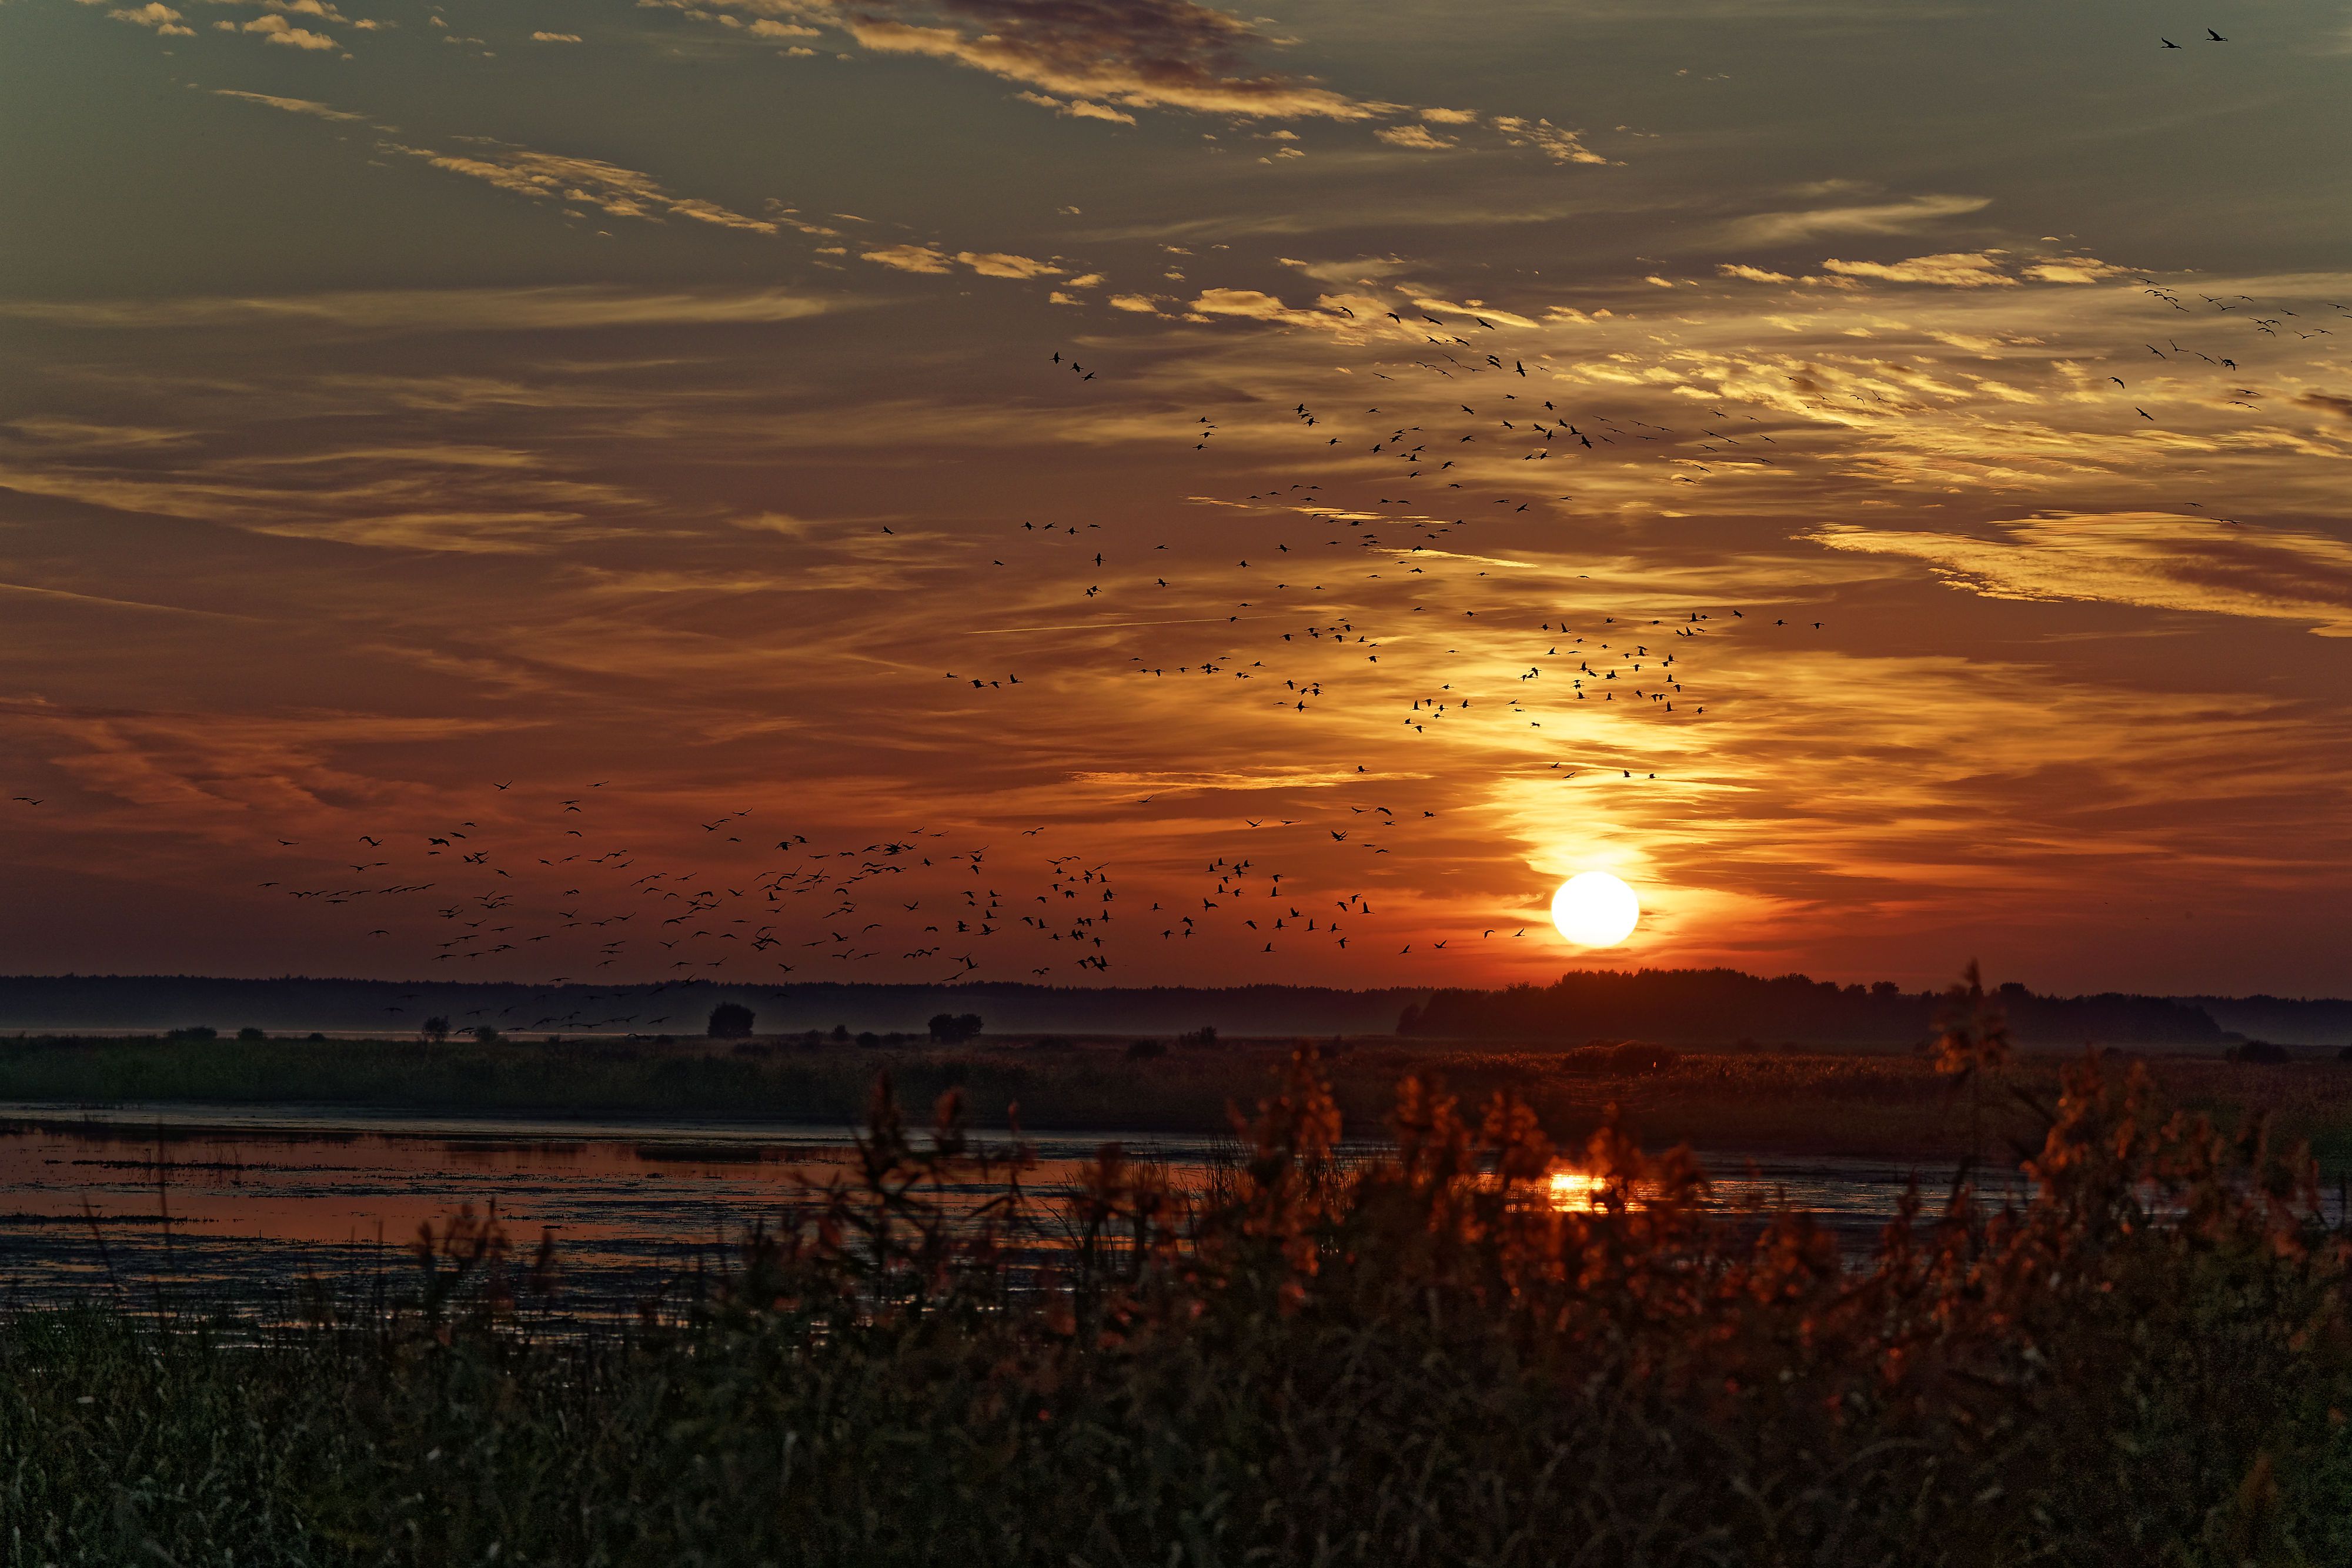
[1551,872,1641,948]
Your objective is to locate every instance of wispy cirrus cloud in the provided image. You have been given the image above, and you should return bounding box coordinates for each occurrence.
[385,141,779,233]
[209,89,1101,302]
[0,285,838,332]
[1809,515,2352,636]
[1809,251,2135,289]
[1718,193,1992,248]
[858,242,1067,279]
[210,88,363,119]
[650,0,1612,170]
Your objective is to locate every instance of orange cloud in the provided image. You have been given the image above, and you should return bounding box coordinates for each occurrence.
[1808,515,2352,636]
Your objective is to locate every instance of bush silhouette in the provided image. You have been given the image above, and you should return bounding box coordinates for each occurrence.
[707,1003,755,1039]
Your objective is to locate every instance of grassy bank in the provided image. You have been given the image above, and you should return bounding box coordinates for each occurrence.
[6,1049,2352,1566]
[9,1028,2352,1167]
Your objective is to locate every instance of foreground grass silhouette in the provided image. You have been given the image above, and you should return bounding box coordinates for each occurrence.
[7,1004,2352,1564]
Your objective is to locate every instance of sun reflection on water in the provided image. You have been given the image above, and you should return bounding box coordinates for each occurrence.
[1546,1169,1608,1209]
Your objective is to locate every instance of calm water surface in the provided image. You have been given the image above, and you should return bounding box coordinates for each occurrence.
[0,1101,2023,1309]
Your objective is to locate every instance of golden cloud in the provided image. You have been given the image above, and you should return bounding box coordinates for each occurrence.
[1187,287,1351,329]
[1719,195,1992,247]
[1820,252,2017,288]
[212,89,363,118]
[860,243,951,273]
[1375,123,1454,151]
[105,2,195,34]
[1489,115,1603,165]
[1808,514,2352,635]
[387,141,779,233]
[2019,256,2132,284]
[238,12,338,48]
[954,250,1064,279]
[1014,91,1138,125]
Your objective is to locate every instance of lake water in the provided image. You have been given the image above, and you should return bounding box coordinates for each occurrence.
[0,1101,2024,1312]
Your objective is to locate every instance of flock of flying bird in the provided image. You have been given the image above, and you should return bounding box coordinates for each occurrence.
[245,270,2334,1004]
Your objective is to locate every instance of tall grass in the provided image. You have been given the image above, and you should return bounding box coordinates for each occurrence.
[8,1022,2352,1565]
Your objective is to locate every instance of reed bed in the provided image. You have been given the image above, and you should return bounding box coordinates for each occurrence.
[6,1008,2352,1566]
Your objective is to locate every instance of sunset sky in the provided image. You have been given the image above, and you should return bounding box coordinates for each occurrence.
[3,0,2348,997]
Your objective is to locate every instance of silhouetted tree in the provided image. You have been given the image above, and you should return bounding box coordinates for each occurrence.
[421,1017,450,1043]
[470,1025,502,1045]
[928,1012,984,1043]
[707,1002,755,1039]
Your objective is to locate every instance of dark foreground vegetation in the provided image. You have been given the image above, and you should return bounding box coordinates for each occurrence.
[8,998,2352,1566]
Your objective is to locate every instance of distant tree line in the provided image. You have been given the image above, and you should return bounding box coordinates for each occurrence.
[1399,968,2226,1047]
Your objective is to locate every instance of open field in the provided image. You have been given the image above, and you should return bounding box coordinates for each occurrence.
[6,1051,2352,1566]
[9,1030,2352,1169]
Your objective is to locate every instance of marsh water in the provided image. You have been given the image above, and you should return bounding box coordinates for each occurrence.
[0,1101,2023,1310]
